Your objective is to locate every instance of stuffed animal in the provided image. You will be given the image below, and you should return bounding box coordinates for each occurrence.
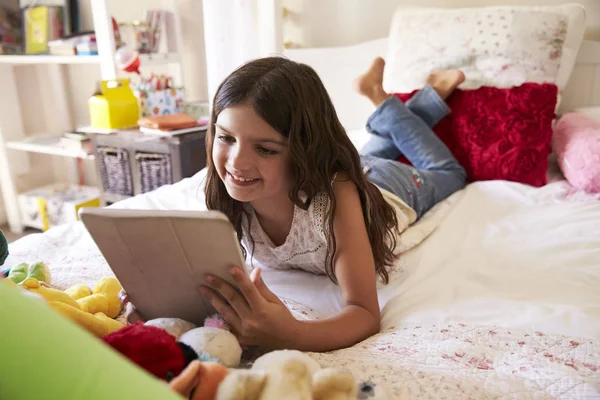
[3,275,125,337]
[103,319,389,400]
[103,321,232,395]
[168,360,230,400]
[7,261,51,285]
[142,314,243,368]
[72,277,123,319]
[215,350,362,400]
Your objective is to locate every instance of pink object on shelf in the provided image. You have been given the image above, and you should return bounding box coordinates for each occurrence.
[554,113,600,194]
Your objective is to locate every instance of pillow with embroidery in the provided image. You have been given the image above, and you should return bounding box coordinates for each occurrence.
[383,4,585,99]
[396,82,558,187]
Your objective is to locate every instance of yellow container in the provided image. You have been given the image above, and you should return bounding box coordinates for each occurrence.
[89,79,140,130]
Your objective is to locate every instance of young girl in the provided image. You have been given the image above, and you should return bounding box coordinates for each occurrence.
[200,56,466,352]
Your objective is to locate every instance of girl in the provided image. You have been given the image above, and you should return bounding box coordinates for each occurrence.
[200,56,466,352]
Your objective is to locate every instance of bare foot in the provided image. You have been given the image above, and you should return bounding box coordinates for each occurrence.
[353,57,390,107]
[426,69,466,100]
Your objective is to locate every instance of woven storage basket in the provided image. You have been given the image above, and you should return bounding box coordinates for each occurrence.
[97,147,133,196]
[136,152,173,193]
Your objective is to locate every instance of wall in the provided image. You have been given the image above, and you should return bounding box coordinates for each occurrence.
[283,0,600,47]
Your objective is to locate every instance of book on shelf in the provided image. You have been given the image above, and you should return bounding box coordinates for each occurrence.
[47,32,96,56]
[60,132,92,154]
[139,125,208,137]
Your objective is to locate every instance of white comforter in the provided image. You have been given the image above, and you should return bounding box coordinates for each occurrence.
[6,170,600,399]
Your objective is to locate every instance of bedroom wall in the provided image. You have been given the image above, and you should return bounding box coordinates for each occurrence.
[283,0,600,47]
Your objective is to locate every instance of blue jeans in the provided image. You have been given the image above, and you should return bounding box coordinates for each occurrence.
[360,86,466,219]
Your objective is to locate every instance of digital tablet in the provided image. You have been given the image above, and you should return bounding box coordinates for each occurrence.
[78,208,247,326]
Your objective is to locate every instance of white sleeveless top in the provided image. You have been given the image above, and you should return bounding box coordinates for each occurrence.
[241,186,417,275]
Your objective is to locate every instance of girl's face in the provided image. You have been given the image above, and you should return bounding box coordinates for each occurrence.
[212,104,292,205]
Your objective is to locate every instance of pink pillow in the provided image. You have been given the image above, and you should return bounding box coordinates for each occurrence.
[554,113,600,193]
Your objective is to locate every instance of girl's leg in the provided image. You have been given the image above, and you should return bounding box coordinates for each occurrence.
[363,92,466,218]
[355,58,461,160]
[361,154,465,219]
[355,60,467,218]
[359,87,451,159]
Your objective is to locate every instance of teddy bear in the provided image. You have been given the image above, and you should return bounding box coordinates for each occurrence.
[215,350,360,400]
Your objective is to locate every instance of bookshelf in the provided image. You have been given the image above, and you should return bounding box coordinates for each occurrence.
[0,0,186,233]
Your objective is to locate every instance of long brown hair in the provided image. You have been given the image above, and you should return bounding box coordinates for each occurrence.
[205,57,398,283]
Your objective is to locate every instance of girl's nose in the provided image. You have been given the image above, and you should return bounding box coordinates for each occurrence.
[230,144,252,171]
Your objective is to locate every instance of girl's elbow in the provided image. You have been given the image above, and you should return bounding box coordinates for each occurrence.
[369,316,381,336]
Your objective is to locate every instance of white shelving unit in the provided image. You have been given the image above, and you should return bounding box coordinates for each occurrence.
[0,0,186,233]
[5,135,95,161]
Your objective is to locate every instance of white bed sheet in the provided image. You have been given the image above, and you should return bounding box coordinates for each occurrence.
[7,167,600,398]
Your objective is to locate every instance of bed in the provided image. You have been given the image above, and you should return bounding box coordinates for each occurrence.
[7,5,600,399]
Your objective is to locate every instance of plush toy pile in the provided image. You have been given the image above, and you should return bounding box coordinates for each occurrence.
[104,319,391,400]
[2,257,390,399]
[2,261,126,337]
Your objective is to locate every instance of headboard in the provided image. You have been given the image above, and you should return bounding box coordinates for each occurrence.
[284,38,600,132]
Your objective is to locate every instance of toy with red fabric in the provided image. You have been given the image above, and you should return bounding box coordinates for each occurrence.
[103,323,192,380]
[103,314,242,379]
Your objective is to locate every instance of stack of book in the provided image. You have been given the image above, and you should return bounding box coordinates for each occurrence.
[138,113,208,137]
[60,132,92,155]
[47,32,96,56]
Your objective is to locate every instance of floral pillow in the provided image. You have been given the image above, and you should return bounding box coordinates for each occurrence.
[396,83,558,187]
[384,5,586,97]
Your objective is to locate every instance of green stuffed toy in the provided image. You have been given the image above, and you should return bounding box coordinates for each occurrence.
[7,261,51,285]
[0,229,8,267]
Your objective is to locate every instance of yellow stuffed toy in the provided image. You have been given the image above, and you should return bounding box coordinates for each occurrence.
[8,276,125,337]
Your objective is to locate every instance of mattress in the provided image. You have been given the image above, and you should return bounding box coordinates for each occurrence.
[6,168,600,398]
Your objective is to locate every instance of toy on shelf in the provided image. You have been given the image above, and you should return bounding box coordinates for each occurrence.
[88,78,140,130]
[115,46,142,75]
[135,73,184,117]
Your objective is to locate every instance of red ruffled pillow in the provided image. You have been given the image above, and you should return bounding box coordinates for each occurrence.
[396,83,558,187]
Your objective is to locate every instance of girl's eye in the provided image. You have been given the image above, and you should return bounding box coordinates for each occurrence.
[217,135,234,143]
[256,147,278,156]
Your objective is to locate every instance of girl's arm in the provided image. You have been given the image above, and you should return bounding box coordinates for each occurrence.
[284,177,381,351]
[200,177,382,352]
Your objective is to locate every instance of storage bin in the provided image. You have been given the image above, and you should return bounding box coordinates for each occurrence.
[136,152,172,193]
[97,146,133,196]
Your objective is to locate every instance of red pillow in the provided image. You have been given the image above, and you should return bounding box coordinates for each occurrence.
[395,83,558,187]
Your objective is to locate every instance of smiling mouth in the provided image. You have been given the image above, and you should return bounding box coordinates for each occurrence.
[226,171,260,186]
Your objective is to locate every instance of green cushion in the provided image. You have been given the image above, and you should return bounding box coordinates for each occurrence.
[0,283,182,400]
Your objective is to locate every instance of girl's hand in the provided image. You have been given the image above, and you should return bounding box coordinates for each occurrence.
[200,267,297,349]
[119,290,145,324]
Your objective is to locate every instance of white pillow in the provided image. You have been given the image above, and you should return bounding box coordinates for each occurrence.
[383,4,586,94]
[285,38,388,132]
